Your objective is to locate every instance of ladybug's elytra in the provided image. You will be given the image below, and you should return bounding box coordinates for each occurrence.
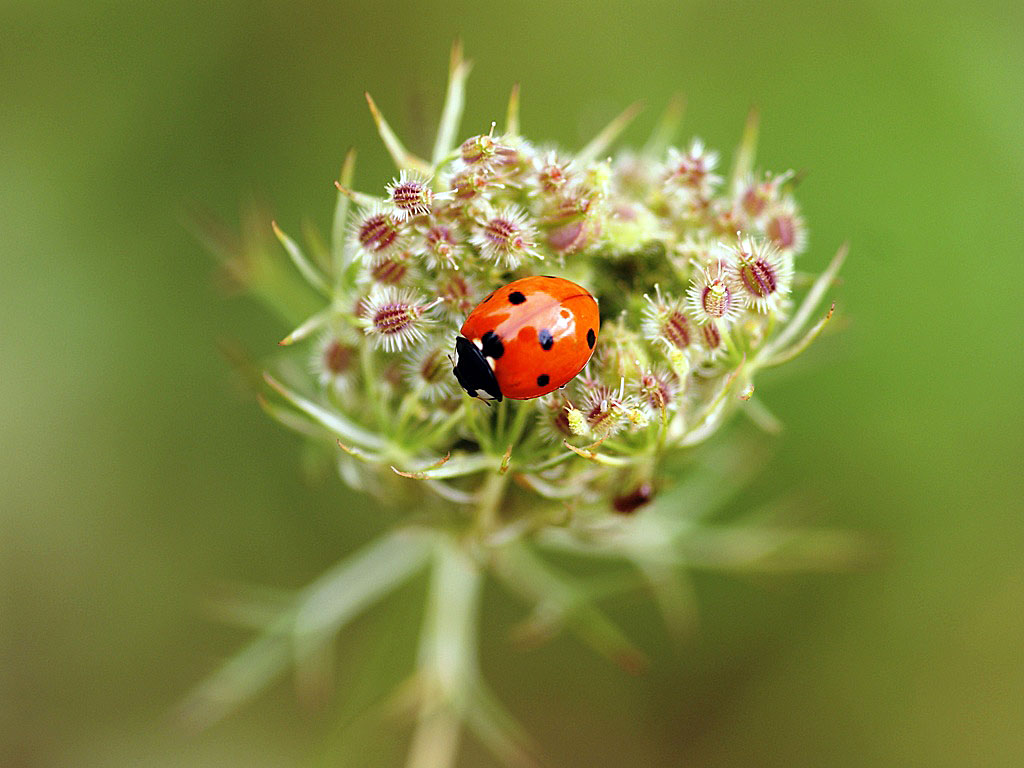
[453,276,599,401]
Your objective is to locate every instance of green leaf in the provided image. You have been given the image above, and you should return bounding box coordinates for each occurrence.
[392,452,496,480]
[504,82,521,137]
[464,676,543,768]
[494,542,647,673]
[576,101,643,166]
[432,39,473,167]
[758,242,847,362]
[331,147,358,279]
[643,93,685,158]
[728,106,760,190]
[364,92,431,174]
[272,220,330,296]
[277,305,333,346]
[178,613,294,730]
[761,302,836,368]
[264,373,388,451]
[294,528,435,637]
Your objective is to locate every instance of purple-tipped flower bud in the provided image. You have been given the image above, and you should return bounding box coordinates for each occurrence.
[643,286,695,353]
[638,367,677,413]
[386,171,434,220]
[449,167,490,202]
[421,224,462,270]
[460,127,517,168]
[404,345,455,402]
[731,235,793,314]
[369,252,410,284]
[739,176,776,219]
[686,259,745,326]
[664,139,721,194]
[315,334,358,395]
[697,321,725,359]
[436,271,476,318]
[763,200,807,254]
[612,482,654,514]
[469,205,539,267]
[352,206,404,262]
[361,288,440,352]
[578,381,636,439]
[536,152,570,194]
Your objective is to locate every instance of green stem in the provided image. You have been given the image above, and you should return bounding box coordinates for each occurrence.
[495,397,509,445]
[360,343,387,430]
[395,383,427,440]
[406,538,483,768]
[505,399,533,448]
[475,468,510,538]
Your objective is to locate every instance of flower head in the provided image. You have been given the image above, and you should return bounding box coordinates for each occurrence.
[642,285,695,355]
[469,205,539,267]
[385,170,435,220]
[314,333,358,396]
[663,139,721,196]
[686,257,745,326]
[459,126,517,168]
[580,381,634,439]
[763,198,808,254]
[360,287,440,352]
[368,250,411,285]
[351,205,404,263]
[404,344,456,402]
[731,235,794,314]
[419,223,463,270]
[637,366,678,414]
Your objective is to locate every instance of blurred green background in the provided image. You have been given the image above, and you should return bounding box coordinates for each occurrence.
[3,0,1022,765]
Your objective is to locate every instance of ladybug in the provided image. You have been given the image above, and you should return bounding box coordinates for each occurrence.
[453,276,599,401]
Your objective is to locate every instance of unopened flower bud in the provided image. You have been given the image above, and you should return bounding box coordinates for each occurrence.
[405,345,455,401]
[315,334,358,396]
[361,288,440,352]
[386,171,434,220]
[638,368,676,412]
[763,200,807,254]
[469,205,539,267]
[626,407,649,429]
[352,206,404,263]
[566,406,589,436]
[369,252,410,284]
[643,287,695,353]
[664,139,721,194]
[687,260,744,326]
[731,236,793,314]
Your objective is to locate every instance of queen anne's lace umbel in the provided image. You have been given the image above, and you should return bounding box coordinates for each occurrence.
[187,44,853,766]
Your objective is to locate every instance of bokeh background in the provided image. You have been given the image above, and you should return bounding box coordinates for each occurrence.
[3,0,1023,765]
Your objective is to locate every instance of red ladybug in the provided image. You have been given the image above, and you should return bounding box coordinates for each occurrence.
[453,276,599,401]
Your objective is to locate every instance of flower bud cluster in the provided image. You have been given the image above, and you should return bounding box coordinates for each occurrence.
[252,66,841,526]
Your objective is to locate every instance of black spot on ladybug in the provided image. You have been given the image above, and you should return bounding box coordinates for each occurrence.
[508,291,526,304]
[480,330,504,359]
[536,374,550,387]
[587,328,596,349]
[538,329,554,350]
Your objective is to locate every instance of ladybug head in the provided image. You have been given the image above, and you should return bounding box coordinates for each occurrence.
[452,335,503,402]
